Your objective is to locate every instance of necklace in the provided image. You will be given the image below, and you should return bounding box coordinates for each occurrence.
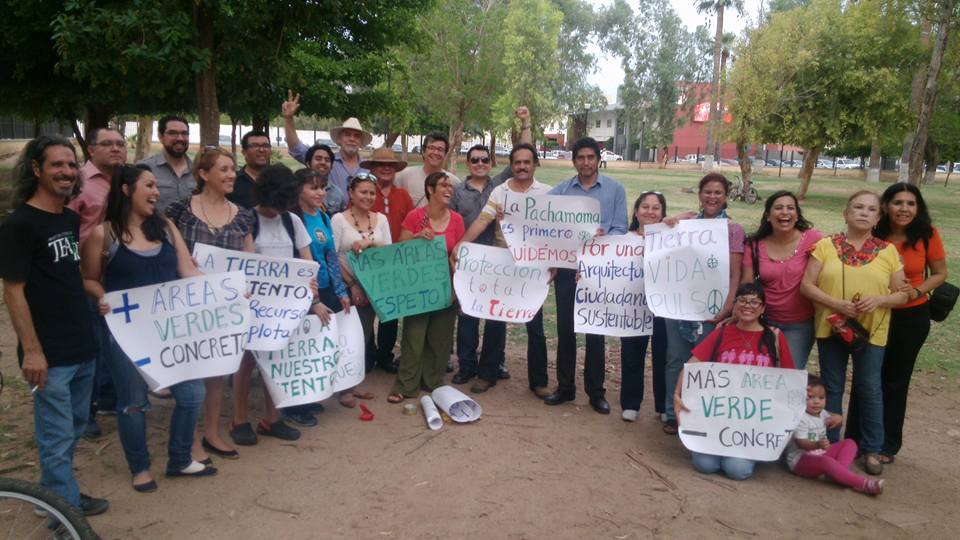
[350,209,374,239]
[766,230,804,264]
[199,196,233,233]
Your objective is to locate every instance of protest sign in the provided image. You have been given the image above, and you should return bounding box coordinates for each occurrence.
[678,362,807,461]
[348,237,452,322]
[254,311,365,408]
[103,272,250,390]
[454,242,549,323]
[193,243,319,350]
[499,194,600,268]
[642,219,730,321]
[574,234,653,336]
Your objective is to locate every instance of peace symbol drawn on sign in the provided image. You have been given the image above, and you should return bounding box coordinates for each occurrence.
[707,289,724,315]
[706,254,719,269]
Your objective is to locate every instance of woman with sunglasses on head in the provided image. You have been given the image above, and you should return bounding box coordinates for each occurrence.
[848,184,947,465]
[800,190,909,476]
[674,283,795,480]
[742,191,823,369]
[164,147,256,462]
[331,173,391,407]
[82,165,215,491]
[387,172,465,403]
[620,191,669,423]
[662,173,746,434]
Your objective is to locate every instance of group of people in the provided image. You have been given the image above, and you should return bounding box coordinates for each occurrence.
[0,103,948,524]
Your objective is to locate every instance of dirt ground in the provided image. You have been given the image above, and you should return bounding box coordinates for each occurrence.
[3,304,960,540]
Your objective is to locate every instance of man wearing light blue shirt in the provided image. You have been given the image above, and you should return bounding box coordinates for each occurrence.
[544,137,628,414]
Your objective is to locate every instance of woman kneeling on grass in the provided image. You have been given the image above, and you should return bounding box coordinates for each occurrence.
[674,283,795,480]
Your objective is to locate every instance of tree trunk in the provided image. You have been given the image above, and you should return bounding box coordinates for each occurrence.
[704,4,725,170]
[945,162,954,186]
[899,18,933,183]
[401,134,409,161]
[230,117,238,155]
[447,120,465,172]
[252,116,268,133]
[384,132,400,149]
[796,146,822,200]
[867,138,881,182]
[490,131,497,167]
[737,141,752,189]
[907,0,955,185]
[924,142,940,184]
[70,120,89,162]
[193,1,220,147]
[659,147,669,168]
[134,115,153,162]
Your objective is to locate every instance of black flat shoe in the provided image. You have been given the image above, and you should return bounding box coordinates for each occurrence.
[452,370,475,384]
[589,396,611,414]
[133,479,157,493]
[543,390,575,406]
[202,437,240,459]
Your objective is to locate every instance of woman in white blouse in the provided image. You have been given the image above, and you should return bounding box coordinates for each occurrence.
[331,173,391,407]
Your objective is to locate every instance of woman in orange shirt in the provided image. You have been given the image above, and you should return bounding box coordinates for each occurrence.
[848,184,947,464]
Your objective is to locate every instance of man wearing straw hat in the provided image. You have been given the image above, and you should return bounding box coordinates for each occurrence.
[357,147,415,374]
[281,90,372,194]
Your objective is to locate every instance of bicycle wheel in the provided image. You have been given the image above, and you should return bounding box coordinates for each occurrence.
[0,477,98,540]
[729,186,742,201]
[745,187,760,204]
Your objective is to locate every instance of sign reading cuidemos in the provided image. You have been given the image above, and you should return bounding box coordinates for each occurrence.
[643,219,730,321]
[193,243,319,350]
[499,194,600,268]
[348,237,452,322]
[253,311,365,408]
[103,272,250,390]
[454,242,549,323]
[575,234,653,336]
[678,362,807,461]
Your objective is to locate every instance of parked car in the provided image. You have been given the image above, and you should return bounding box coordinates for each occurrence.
[834,158,860,169]
[392,143,404,153]
[315,138,339,152]
[601,151,623,161]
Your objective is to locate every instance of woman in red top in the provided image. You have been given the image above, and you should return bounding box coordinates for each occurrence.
[387,172,465,403]
[848,183,948,464]
[674,282,795,480]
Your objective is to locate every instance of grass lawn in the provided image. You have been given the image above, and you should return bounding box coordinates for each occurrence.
[3,154,958,373]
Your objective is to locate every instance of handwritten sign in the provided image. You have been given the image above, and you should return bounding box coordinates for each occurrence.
[500,194,600,268]
[575,234,653,336]
[103,272,250,390]
[454,243,549,323]
[193,243,319,351]
[643,220,730,321]
[254,311,365,408]
[348,237,452,322]
[678,362,807,461]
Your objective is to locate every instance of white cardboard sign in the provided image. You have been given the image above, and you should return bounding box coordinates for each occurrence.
[454,243,549,322]
[678,362,808,461]
[575,234,653,336]
[499,194,600,268]
[643,219,730,321]
[253,311,365,408]
[193,243,319,350]
[103,272,250,390]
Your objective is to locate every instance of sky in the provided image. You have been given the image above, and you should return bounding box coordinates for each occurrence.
[586,0,765,102]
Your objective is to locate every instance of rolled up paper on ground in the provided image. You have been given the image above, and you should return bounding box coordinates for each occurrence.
[431,385,482,423]
[420,396,443,430]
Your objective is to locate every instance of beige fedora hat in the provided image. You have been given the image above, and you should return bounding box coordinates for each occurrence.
[330,117,373,147]
[360,147,408,171]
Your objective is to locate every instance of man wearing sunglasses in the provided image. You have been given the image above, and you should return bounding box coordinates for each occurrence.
[228,130,273,209]
[137,115,195,212]
[450,106,534,386]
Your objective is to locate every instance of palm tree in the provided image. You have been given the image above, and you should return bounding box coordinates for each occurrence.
[696,0,744,167]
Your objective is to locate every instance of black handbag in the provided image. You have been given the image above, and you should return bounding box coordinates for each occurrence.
[929,282,959,322]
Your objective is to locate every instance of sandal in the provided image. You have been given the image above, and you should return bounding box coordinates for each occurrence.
[879,454,895,465]
[352,389,375,400]
[863,453,884,476]
[387,393,405,404]
[662,419,678,435]
[338,392,357,408]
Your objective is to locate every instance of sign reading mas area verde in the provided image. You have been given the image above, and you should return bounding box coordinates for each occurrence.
[348,237,452,322]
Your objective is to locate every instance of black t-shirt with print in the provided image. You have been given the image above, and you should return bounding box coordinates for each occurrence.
[0,204,98,367]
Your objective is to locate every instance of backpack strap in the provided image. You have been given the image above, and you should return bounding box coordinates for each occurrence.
[751,239,761,283]
[281,212,299,259]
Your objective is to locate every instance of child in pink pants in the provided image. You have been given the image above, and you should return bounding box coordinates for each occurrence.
[785,376,883,495]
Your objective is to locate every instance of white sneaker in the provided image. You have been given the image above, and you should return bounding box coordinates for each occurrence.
[621,409,639,422]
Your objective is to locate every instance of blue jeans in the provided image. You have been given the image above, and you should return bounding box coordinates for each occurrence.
[690,451,756,480]
[663,320,715,421]
[620,317,667,412]
[105,336,205,474]
[33,360,95,507]
[769,319,815,370]
[817,338,885,453]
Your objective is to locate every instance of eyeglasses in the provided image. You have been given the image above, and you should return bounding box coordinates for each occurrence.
[424,144,446,153]
[94,141,125,149]
[246,143,272,150]
[735,298,763,308]
[470,157,491,164]
[165,130,189,138]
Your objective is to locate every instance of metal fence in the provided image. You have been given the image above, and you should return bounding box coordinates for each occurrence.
[0,117,73,140]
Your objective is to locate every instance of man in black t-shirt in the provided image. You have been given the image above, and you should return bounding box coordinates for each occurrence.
[227,130,272,209]
[0,136,109,517]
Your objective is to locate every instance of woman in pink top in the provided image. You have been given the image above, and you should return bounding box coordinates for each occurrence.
[742,191,823,368]
[387,172,465,403]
